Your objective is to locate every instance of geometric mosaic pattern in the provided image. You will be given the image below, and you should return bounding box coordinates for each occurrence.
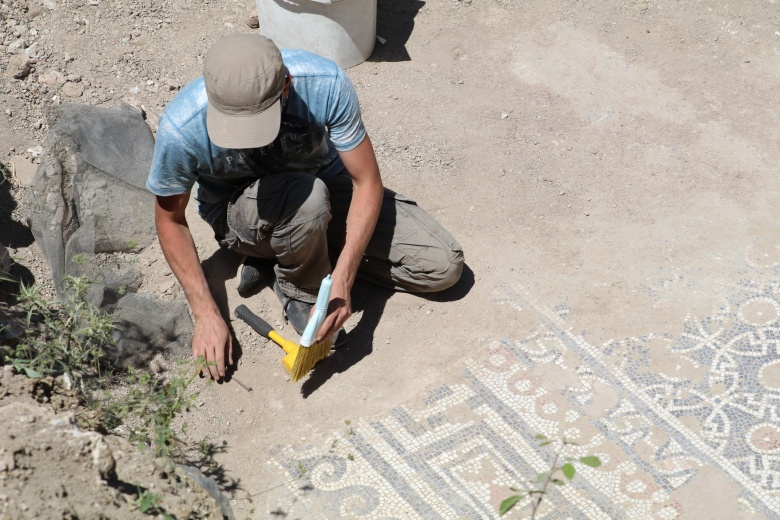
[269,278,780,518]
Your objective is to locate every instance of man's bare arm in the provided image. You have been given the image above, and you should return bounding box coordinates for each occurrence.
[317,134,384,341]
[155,193,233,379]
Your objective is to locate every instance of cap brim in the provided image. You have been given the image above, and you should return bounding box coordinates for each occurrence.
[206,98,281,149]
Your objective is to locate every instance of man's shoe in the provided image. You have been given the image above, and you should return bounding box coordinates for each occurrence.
[273,280,313,335]
[273,280,347,348]
[237,257,273,294]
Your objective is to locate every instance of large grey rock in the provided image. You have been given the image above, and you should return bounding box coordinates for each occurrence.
[106,293,193,368]
[27,103,157,291]
[26,103,194,368]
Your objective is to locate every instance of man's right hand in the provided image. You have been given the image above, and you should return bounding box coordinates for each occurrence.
[192,311,233,380]
[155,192,234,381]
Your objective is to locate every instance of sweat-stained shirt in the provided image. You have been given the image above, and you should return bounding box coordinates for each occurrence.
[146,49,366,225]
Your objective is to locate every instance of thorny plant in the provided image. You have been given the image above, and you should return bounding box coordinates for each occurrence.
[2,274,231,508]
[1,274,221,464]
[500,434,602,518]
[1,275,115,385]
[103,358,210,461]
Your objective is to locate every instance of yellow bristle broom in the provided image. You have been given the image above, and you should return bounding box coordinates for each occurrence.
[235,275,334,381]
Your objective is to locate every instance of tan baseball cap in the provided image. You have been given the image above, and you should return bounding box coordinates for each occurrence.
[203,33,285,149]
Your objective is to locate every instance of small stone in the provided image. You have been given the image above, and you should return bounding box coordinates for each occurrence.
[23,42,40,58]
[158,280,175,293]
[6,39,27,54]
[27,5,45,19]
[12,60,35,80]
[246,14,259,29]
[501,112,509,119]
[66,74,82,82]
[635,2,649,10]
[92,438,116,480]
[38,70,65,86]
[62,82,84,98]
[9,155,37,186]
[4,110,11,116]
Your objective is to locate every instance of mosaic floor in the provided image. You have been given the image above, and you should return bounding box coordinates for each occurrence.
[268,268,780,519]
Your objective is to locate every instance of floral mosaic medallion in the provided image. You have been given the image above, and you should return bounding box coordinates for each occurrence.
[268,277,780,519]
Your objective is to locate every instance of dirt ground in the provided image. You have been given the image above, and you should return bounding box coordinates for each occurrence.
[2,0,780,518]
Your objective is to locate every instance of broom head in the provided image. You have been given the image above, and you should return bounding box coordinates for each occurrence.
[289,335,334,382]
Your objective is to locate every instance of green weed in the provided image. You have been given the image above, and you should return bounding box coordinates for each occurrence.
[1,276,114,384]
[134,486,173,518]
[104,358,209,460]
[499,435,602,518]
[2,274,228,508]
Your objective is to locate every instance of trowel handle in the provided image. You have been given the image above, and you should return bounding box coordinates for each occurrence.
[235,305,273,338]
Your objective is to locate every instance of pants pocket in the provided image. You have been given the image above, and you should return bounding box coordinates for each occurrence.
[227,179,285,246]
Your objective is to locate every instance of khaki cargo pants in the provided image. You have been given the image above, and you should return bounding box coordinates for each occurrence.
[213,171,464,304]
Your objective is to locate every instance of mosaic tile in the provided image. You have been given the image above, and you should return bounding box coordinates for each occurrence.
[268,277,780,518]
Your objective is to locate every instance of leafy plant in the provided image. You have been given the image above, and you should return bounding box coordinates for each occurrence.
[136,488,163,513]
[104,358,209,460]
[2,276,114,384]
[134,486,173,518]
[499,435,602,518]
[2,274,229,509]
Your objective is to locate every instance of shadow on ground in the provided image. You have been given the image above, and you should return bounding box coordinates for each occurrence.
[370,0,426,62]
[301,263,474,397]
[0,165,35,301]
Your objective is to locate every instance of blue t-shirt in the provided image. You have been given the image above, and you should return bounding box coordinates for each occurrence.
[146,49,366,224]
